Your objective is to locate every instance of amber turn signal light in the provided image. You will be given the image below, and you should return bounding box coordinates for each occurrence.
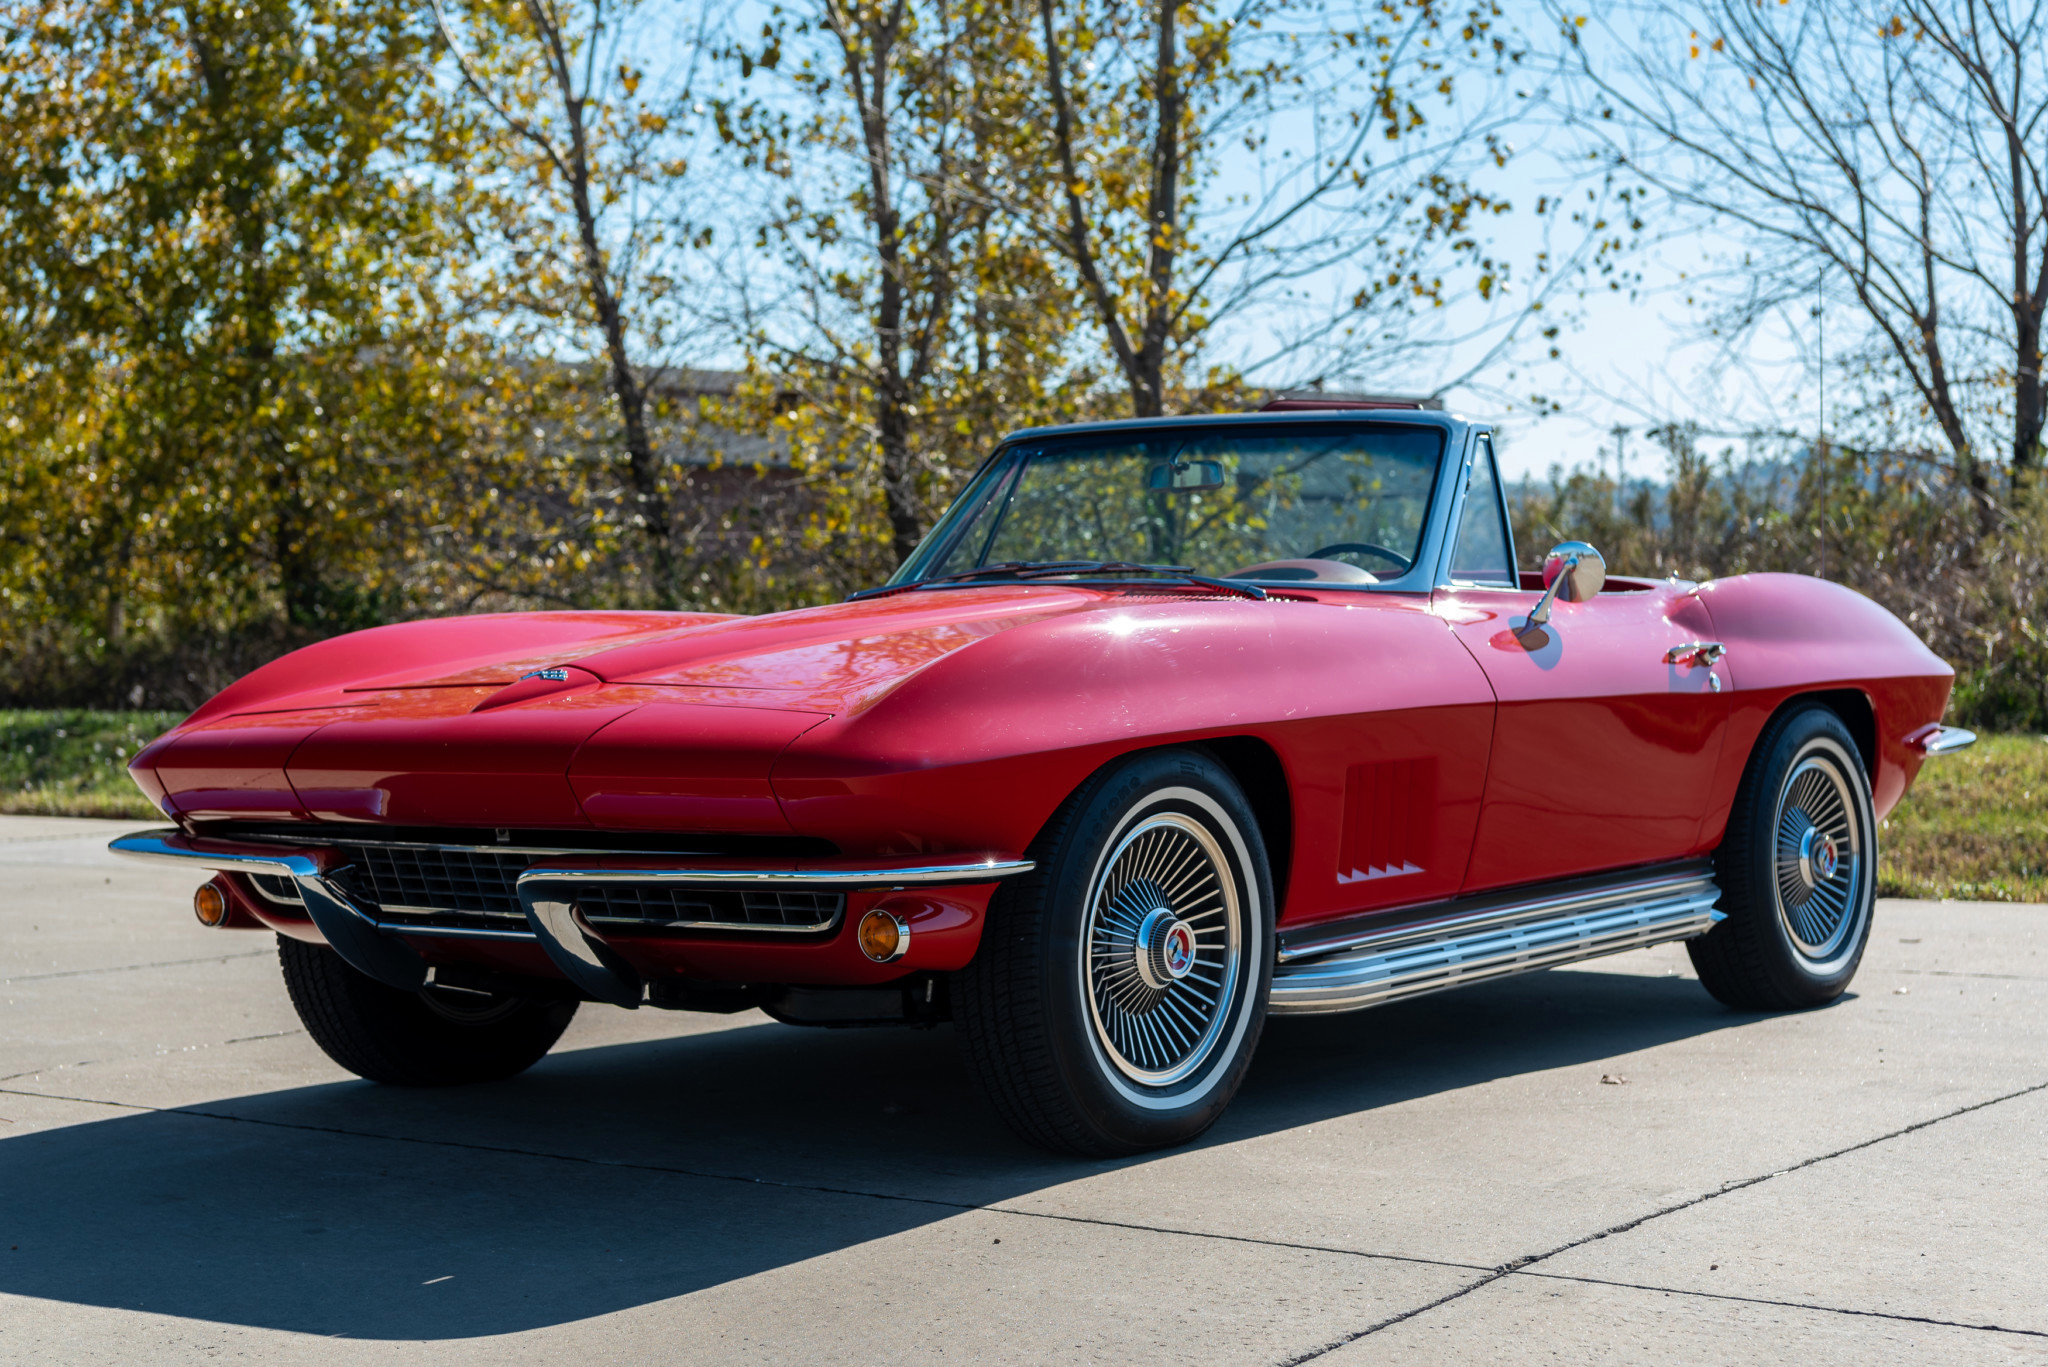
[857,909,909,963]
[193,880,230,928]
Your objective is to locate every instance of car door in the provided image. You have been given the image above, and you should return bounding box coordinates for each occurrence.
[1433,435,1731,894]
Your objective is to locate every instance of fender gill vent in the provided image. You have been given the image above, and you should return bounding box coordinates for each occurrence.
[1338,757,1435,885]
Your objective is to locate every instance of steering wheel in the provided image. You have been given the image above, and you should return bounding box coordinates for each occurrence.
[1308,542,1413,574]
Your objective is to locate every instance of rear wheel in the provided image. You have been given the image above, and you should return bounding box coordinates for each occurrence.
[278,937,578,1085]
[954,748,1273,1156]
[1689,705,1876,1009]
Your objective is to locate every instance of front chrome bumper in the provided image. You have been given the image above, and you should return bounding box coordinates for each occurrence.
[112,829,434,990]
[110,828,1032,1004]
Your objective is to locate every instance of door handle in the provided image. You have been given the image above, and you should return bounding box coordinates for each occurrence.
[1664,641,1727,667]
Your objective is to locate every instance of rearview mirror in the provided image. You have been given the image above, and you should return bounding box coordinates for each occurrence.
[1147,459,1226,492]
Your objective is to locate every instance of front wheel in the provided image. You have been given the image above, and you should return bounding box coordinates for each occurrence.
[954,748,1274,1156]
[1689,704,1877,1009]
[279,937,578,1085]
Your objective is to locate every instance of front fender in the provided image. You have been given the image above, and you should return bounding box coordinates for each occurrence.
[770,595,1495,873]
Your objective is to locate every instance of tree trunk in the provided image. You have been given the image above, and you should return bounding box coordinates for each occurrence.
[2015,304,2043,503]
[192,13,325,622]
[554,61,676,606]
[2012,196,2044,500]
[1039,0,1144,414]
[567,161,674,607]
[1131,0,1182,420]
[837,3,927,568]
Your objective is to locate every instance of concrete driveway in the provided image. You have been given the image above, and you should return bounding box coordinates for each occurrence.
[1,813,2042,1364]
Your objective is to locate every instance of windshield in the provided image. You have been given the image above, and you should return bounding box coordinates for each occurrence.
[911,424,1444,585]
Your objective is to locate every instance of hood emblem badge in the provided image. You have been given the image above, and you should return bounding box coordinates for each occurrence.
[521,668,570,683]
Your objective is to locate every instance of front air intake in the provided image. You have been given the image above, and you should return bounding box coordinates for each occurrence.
[572,884,843,932]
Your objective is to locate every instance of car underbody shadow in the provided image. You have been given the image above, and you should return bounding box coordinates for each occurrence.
[0,965,1764,1339]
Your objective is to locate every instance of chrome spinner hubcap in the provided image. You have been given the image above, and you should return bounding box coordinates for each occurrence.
[1798,826,1840,888]
[1134,906,1199,990]
[1084,812,1243,1087]
[1774,752,1864,961]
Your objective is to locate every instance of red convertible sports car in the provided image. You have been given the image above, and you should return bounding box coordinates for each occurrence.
[115,407,1971,1155]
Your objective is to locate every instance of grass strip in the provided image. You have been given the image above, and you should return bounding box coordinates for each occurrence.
[0,709,182,819]
[1879,732,2048,902]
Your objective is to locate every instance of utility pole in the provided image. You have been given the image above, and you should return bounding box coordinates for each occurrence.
[1608,424,1630,520]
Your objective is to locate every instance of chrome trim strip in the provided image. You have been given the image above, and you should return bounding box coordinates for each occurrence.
[376,921,538,943]
[375,903,523,921]
[238,835,616,857]
[1270,865,1723,1016]
[1915,724,1977,756]
[514,860,1033,887]
[227,831,1040,879]
[110,830,319,880]
[130,829,1033,886]
[581,914,841,934]
[1278,862,1717,963]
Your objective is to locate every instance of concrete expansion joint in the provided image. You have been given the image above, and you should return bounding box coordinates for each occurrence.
[1278,1074,2048,1365]
[0,948,272,985]
[1513,1269,2048,1342]
[0,1027,305,1085]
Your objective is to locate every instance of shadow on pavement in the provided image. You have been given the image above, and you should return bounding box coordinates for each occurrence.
[0,965,1756,1338]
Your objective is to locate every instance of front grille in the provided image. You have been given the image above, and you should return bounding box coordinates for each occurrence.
[242,837,845,937]
[573,885,843,932]
[345,844,528,920]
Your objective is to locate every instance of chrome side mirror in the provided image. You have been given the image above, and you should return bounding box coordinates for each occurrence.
[1528,541,1605,627]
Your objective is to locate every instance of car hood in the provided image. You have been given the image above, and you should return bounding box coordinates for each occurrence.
[335,586,1106,708]
[134,587,1113,828]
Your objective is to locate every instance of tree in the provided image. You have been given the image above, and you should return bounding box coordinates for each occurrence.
[0,2,477,636]
[1559,0,2048,526]
[1020,0,1526,417]
[722,0,1089,571]
[0,0,589,703]
[432,0,715,605]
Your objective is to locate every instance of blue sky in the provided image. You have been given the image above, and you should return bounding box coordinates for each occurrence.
[624,0,1830,484]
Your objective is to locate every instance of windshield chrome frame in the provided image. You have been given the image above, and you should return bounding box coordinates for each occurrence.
[886,411,1479,595]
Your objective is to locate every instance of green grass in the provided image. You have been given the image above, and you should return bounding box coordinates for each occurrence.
[1879,732,2048,902]
[0,710,182,819]
[4,710,2044,901]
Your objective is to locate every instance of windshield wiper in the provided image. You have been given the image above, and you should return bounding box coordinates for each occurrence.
[849,560,1268,602]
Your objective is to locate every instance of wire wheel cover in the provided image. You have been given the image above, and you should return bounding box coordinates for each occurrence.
[1773,753,1864,960]
[1083,812,1243,1086]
